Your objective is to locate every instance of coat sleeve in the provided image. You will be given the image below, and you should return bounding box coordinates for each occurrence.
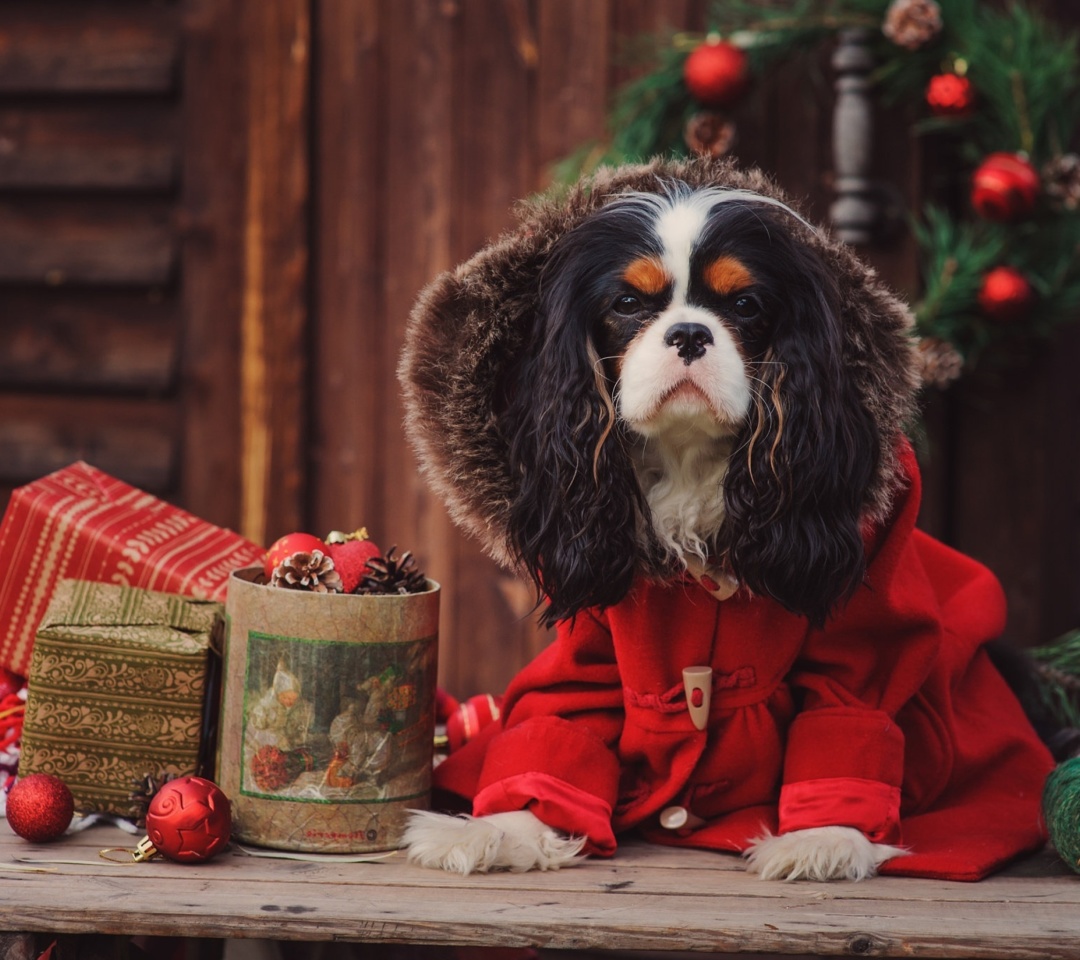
[470,608,626,855]
[778,442,1007,845]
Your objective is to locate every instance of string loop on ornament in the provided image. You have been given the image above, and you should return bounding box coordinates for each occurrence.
[98,847,143,864]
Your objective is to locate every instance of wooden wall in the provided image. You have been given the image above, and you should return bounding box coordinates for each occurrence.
[0,0,1077,698]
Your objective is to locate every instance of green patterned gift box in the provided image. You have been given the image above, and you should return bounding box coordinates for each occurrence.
[20,579,223,816]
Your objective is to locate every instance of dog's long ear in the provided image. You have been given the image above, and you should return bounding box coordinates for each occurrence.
[502,234,651,627]
[723,236,880,627]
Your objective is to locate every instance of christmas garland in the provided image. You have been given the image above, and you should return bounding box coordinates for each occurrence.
[558,0,1080,386]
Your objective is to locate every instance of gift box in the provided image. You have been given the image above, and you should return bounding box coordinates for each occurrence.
[19,579,223,816]
[0,461,264,677]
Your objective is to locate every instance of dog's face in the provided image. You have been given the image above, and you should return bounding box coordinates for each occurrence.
[504,184,881,627]
[594,192,771,439]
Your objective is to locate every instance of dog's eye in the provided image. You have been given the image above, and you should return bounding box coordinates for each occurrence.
[612,294,644,317]
[733,295,761,319]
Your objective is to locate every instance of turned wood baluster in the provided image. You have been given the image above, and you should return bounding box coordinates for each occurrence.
[830,28,879,244]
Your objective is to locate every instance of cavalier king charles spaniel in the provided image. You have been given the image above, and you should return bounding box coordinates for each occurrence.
[397,159,1053,883]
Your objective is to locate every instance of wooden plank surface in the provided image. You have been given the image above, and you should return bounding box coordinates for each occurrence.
[1,825,1079,957]
[0,291,177,392]
[309,0,383,542]
[177,0,248,532]
[0,200,174,287]
[0,103,177,192]
[0,3,179,94]
[0,394,176,491]
[237,0,311,546]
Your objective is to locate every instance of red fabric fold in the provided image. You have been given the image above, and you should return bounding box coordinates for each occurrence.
[780,777,902,844]
[475,771,616,856]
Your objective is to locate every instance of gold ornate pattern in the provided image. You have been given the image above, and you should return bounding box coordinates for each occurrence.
[19,579,222,816]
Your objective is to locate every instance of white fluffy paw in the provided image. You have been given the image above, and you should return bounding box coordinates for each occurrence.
[403,809,586,875]
[744,826,908,881]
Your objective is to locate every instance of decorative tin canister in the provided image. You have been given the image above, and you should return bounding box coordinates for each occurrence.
[217,567,439,853]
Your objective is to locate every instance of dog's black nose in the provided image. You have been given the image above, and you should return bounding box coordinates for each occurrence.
[664,322,714,364]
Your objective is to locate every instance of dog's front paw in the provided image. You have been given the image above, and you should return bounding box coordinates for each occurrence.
[744,826,908,881]
[403,809,586,875]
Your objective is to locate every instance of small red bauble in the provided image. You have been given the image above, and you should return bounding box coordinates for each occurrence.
[264,532,327,579]
[143,774,231,863]
[971,152,1040,221]
[326,538,382,594]
[6,774,74,842]
[446,693,503,753]
[683,40,750,109]
[978,265,1034,322]
[926,73,975,116]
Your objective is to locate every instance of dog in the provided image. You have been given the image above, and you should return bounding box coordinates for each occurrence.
[398,158,1054,882]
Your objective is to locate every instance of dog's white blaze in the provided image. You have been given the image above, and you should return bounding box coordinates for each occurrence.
[652,192,718,304]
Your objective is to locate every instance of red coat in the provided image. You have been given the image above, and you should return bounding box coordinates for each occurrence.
[435,447,1055,881]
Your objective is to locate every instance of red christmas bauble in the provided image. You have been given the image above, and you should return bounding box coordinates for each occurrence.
[978,265,1034,322]
[971,152,1040,221]
[926,73,975,116]
[264,532,327,580]
[683,40,750,109]
[6,774,74,842]
[326,538,382,594]
[144,775,231,863]
[0,667,22,701]
[446,693,503,753]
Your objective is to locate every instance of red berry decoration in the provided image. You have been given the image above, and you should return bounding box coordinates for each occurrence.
[978,265,1034,322]
[971,152,1040,221]
[141,774,231,863]
[326,537,382,594]
[683,40,750,109]
[6,774,74,842]
[264,532,327,580]
[926,72,975,117]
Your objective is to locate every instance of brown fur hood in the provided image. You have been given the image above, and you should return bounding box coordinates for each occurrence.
[398,156,920,573]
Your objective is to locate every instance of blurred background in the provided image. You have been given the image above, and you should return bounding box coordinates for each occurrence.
[0,0,1078,701]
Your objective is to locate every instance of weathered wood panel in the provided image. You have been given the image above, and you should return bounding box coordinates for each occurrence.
[0,394,176,491]
[0,3,179,94]
[376,0,458,684]
[0,291,177,392]
[0,200,174,286]
[236,0,311,546]
[1,826,1079,957]
[177,0,247,531]
[0,103,177,191]
[309,0,382,542]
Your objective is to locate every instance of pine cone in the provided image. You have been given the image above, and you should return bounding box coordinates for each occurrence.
[684,111,737,158]
[129,771,178,827]
[1044,154,1080,211]
[882,0,943,50]
[271,549,344,593]
[357,546,428,595]
[917,336,964,388]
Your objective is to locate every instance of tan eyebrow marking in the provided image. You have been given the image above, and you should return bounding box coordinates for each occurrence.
[621,256,671,296]
[704,256,755,296]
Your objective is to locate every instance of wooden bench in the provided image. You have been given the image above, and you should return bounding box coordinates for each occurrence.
[2,822,1080,958]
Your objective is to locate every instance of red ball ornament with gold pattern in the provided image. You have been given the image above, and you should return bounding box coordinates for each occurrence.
[683,39,750,109]
[137,775,232,863]
[978,265,1034,322]
[971,152,1040,221]
[263,532,328,580]
[926,72,975,116]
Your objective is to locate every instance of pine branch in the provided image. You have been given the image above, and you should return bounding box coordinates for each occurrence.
[912,205,1008,360]
[1030,631,1080,730]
